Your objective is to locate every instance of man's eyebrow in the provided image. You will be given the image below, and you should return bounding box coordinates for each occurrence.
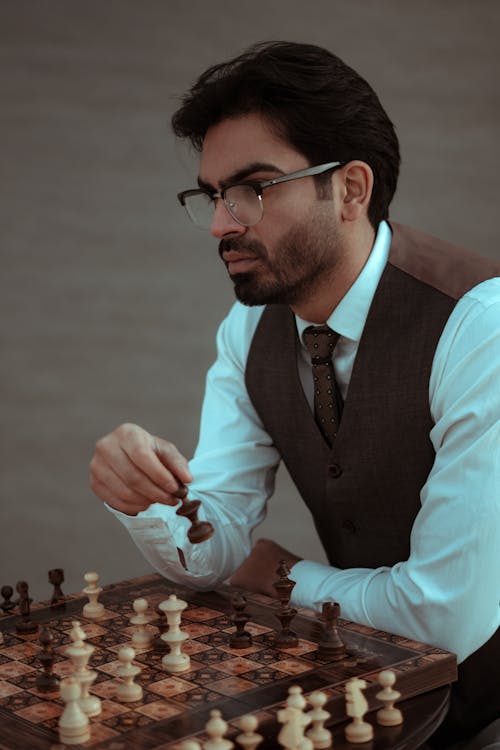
[197,162,285,192]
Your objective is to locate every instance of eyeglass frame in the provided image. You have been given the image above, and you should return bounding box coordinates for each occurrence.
[177,160,344,228]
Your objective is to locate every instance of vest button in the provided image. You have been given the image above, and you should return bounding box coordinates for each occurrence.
[342,519,356,534]
[328,463,342,478]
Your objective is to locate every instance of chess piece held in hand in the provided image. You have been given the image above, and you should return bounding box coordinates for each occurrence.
[173,481,214,544]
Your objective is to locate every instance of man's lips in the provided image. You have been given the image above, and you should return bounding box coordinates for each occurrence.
[222,251,260,274]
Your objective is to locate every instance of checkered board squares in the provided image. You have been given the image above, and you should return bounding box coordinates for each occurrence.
[0,573,457,749]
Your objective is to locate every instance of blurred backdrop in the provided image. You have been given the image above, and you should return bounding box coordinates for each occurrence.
[1,0,499,600]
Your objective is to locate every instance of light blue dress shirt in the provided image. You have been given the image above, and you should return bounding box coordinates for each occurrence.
[110,221,500,664]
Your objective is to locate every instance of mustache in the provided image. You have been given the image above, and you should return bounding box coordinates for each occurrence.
[218,238,267,261]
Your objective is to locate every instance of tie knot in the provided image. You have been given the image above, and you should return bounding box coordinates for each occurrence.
[303,325,340,364]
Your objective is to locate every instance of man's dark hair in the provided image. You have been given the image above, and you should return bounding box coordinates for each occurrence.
[172,41,400,228]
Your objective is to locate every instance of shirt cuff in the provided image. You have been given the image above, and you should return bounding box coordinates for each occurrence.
[289,559,337,610]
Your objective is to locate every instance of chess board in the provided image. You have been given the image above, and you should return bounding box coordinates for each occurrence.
[0,573,457,749]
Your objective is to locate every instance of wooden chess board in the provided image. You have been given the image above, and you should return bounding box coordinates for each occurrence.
[0,573,457,749]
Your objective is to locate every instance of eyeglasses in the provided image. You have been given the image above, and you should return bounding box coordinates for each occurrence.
[177,161,343,230]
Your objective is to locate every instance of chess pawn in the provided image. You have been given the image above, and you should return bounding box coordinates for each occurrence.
[1,584,15,613]
[36,627,60,693]
[116,646,143,702]
[82,571,105,619]
[306,691,332,749]
[130,597,153,648]
[204,709,233,750]
[236,714,263,750]
[49,568,65,607]
[181,742,202,750]
[58,677,90,745]
[159,594,190,673]
[376,670,403,726]
[344,677,373,743]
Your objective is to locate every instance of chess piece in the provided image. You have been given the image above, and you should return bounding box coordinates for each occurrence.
[318,602,346,660]
[1,584,15,613]
[344,677,373,743]
[277,686,312,750]
[229,593,253,649]
[82,571,105,619]
[15,580,38,634]
[306,691,332,749]
[65,620,101,717]
[181,742,202,750]
[204,709,233,750]
[153,604,169,652]
[273,561,298,648]
[376,670,403,726]
[116,646,143,702]
[159,594,190,673]
[58,677,90,745]
[130,597,154,648]
[49,568,66,608]
[236,714,263,750]
[173,481,215,544]
[36,627,60,693]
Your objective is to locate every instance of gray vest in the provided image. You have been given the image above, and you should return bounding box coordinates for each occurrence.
[245,222,500,743]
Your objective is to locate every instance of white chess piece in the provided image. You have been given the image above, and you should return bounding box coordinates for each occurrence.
[278,688,311,750]
[306,691,332,749]
[65,620,101,717]
[116,646,143,702]
[58,677,90,745]
[159,594,190,673]
[236,714,263,750]
[130,597,153,648]
[204,709,233,750]
[376,670,403,726]
[344,677,373,743]
[82,571,105,619]
[181,742,202,750]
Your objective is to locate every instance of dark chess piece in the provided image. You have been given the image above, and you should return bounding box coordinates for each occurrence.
[15,581,38,635]
[229,593,253,649]
[153,605,170,653]
[36,627,60,692]
[48,568,66,608]
[273,560,298,648]
[318,601,346,660]
[1,585,15,613]
[173,482,215,544]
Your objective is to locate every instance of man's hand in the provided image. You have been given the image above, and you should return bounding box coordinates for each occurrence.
[89,423,192,516]
[229,538,302,598]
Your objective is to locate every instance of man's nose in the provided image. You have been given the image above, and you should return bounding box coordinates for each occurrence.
[210,199,246,240]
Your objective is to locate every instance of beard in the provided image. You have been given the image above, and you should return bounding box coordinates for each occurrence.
[219,209,343,307]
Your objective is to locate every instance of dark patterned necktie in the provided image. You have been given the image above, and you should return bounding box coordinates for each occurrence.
[303,325,343,446]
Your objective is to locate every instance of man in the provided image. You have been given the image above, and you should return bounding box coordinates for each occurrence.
[90,42,500,747]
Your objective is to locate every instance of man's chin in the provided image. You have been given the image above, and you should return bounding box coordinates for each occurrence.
[231,273,288,307]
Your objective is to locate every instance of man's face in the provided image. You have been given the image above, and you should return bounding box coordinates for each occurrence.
[198,113,344,308]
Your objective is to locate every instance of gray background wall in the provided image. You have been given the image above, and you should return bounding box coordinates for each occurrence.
[1,1,499,602]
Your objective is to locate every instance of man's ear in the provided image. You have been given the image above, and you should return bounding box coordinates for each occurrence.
[337,160,374,221]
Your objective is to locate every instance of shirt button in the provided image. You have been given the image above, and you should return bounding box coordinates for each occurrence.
[328,463,342,478]
[342,519,356,534]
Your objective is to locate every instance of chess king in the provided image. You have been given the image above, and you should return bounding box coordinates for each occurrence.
[90,41,500,748]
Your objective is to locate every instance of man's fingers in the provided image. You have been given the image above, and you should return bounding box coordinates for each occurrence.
[89,475,152,516]
[153,438,193,485]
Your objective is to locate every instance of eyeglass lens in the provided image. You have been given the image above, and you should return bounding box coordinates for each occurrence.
[185,184,263,229]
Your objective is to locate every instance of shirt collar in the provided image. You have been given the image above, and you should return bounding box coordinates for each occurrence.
[295,220,392,346]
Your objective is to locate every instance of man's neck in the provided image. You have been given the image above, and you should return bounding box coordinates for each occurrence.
[291,222,376,323]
